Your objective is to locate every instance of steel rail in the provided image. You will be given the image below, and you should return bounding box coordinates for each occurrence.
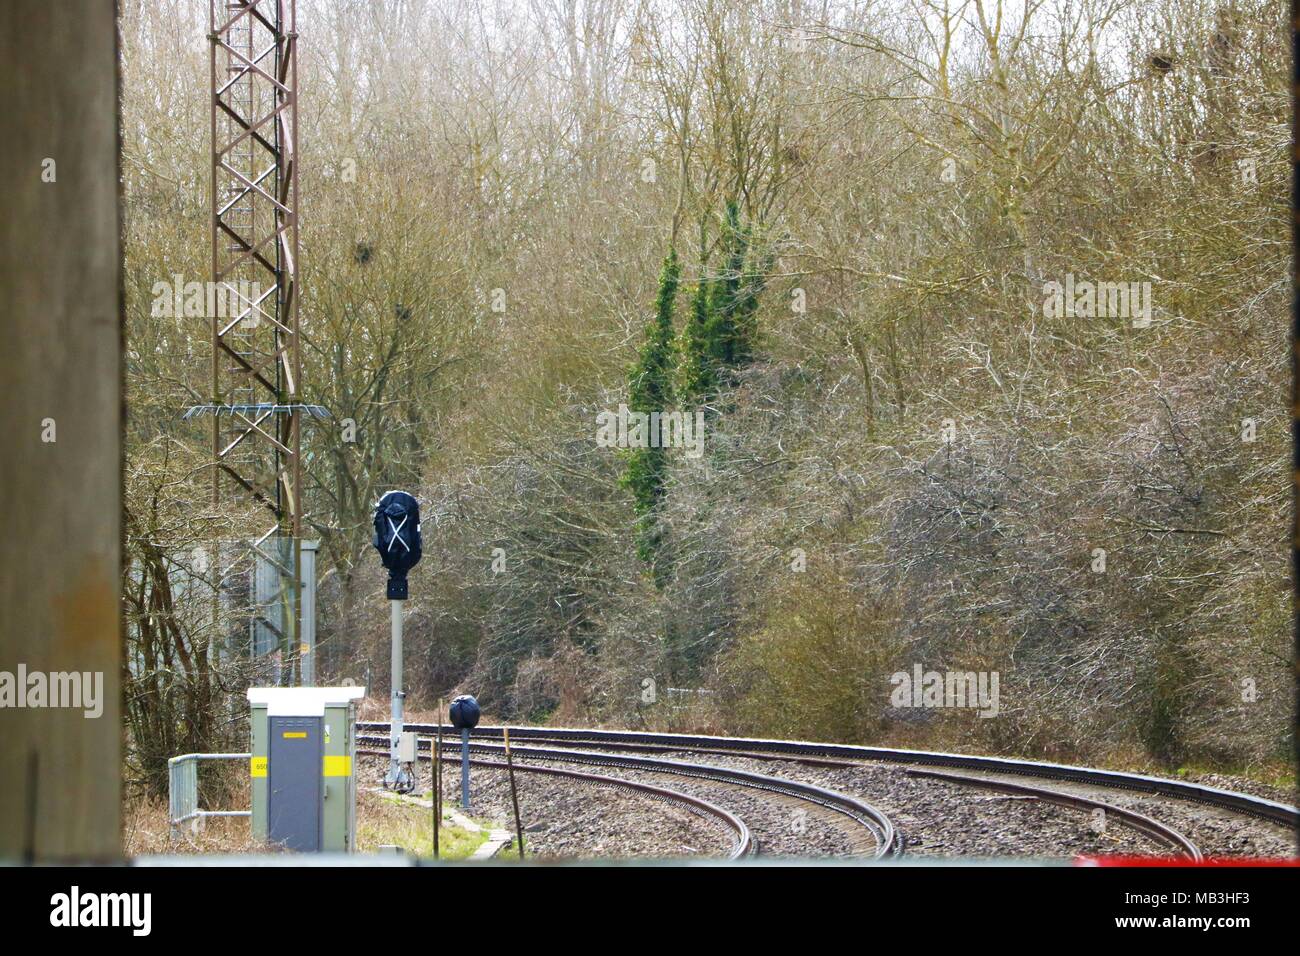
[361,723,1298,830]
[905,768,1203,860]
[358,734,902,858]
[357,747,754,859]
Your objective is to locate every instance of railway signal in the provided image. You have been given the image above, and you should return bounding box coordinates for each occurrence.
[374,491,422,792]
[373,490,422,600]
[449,694,480,809]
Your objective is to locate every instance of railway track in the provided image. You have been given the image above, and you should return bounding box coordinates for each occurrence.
[358,734,902,859]
[359,749,755,859]
[904,768,1202,860]
[362,723,1297,831]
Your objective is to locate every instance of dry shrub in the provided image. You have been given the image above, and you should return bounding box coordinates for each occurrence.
[717,562,904,742]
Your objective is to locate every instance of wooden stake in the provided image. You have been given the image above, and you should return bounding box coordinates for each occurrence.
[504,728,525,860]
[1,0,123,858]
[433,698,443,859]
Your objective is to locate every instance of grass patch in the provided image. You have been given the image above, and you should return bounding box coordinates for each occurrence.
[356,790,490,859]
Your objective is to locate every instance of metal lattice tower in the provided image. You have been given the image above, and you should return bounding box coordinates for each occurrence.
[204,0,303,676]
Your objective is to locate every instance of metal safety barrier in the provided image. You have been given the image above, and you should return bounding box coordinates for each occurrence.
[167,752,251,841]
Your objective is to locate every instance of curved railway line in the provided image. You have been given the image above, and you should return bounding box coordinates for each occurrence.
[364,754,757,859]
[358,723,1295,860]
[903,767,1203,860]
[358,735,901,858]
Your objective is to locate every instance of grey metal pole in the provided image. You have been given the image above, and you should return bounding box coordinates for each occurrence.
[460,728,471,809]
[387,599,404,788]
[300,540,318,686]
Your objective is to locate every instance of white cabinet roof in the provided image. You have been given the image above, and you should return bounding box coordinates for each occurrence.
[246,686,366,716]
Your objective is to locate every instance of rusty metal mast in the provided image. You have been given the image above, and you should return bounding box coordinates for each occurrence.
[201,0,306,679]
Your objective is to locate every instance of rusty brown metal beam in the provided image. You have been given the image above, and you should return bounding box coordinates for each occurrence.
[209,0,303,682]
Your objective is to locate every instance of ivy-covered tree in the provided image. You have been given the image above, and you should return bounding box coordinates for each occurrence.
[622,248,681,565]
[678,256,716,406]
[678,200,765,407]
[707,200,752,370]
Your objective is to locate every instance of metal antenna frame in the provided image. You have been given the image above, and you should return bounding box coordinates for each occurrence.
[204,0,304,678]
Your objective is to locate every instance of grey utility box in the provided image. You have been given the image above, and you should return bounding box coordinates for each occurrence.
[247,686,365,852]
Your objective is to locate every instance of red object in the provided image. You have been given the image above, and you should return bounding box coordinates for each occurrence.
[1076,855,1300,867]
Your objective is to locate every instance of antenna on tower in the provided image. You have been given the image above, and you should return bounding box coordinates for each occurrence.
[188,0,324,685]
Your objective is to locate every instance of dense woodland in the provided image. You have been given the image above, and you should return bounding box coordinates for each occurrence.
[118,0,1291,797]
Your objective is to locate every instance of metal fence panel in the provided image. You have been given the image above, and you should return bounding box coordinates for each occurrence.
[167,753,252,842]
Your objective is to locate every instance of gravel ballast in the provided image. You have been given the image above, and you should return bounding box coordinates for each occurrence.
[358,747,1294,861]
